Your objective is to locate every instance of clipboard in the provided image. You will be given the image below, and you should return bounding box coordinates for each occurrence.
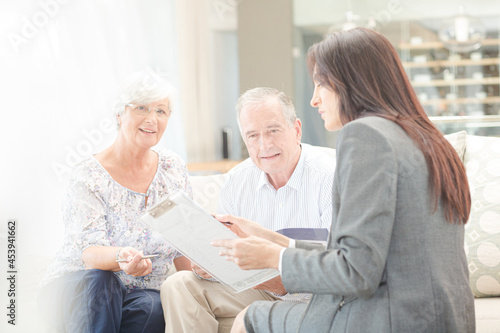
[141,190,280,293]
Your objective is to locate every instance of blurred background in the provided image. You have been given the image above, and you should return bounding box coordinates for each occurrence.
[0,0,499,330]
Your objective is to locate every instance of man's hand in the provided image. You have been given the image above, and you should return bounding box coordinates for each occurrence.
[215,214,267,238]
[191,262,213,279]
[253,275,287,295]
[215,214,290,247]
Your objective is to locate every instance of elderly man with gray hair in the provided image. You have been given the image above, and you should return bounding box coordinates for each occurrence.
[160,87,336,332]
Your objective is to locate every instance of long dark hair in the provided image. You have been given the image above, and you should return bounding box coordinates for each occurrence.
[307,27,470,224]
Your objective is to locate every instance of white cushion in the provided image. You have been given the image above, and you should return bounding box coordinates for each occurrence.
[475,298,500,332]
[444,131,467,162]
[190,173,228,213]
[464,135,500,297]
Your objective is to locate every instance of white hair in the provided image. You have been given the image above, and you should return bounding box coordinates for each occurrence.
[112,70,177,124]
[236,87,296,134]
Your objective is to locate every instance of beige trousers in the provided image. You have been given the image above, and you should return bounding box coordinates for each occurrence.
[161,271,278,333]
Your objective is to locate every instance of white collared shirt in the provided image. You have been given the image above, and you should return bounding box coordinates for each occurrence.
[218,144,336,302]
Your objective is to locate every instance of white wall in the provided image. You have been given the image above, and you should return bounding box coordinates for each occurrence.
[0,0,184,260]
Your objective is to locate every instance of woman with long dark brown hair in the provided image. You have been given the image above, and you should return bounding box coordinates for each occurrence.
[212,27,475,332]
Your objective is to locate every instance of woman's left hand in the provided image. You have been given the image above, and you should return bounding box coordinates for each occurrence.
[211,236,283,270]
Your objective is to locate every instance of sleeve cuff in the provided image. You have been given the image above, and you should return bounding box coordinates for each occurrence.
[278,239,295,273]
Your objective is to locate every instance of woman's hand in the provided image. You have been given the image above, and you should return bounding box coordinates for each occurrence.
[117,246,152,277]
[215,214,290,247]
[211,236,283,270]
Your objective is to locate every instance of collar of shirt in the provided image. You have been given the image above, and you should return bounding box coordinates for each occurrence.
[256,144,306,191]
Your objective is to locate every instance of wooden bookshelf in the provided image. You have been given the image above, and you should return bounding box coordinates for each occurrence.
[399,39,500,50]
[420,96,500,106]
[403,58,500,69]
[411,77,500,87]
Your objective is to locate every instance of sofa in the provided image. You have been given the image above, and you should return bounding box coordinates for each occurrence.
[19,132,500,333]
[188,132,500,333]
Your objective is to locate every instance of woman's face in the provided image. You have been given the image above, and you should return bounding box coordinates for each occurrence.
[310,71,342,131]
[118,97,170,149]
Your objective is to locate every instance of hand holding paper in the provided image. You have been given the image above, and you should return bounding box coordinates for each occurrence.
[191,262,213,279]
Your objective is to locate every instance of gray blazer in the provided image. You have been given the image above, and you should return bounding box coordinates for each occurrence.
[282,117,475,332]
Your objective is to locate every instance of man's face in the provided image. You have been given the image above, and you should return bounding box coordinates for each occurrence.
[240,100,302,180]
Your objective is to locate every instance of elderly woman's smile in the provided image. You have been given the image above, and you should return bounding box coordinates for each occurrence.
[118,97,171,149]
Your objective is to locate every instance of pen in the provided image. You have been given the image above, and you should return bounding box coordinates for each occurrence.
[116,254,159,263]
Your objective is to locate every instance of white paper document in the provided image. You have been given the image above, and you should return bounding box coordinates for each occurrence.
[141,190,280,293]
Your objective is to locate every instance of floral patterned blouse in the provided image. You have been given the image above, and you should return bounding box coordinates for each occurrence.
[43,149,192,290]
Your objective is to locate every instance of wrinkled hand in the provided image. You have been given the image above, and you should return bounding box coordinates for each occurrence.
[117,247,152,277]
[191,262,213,279]
[253,275,287,295]
[211,236,283,270]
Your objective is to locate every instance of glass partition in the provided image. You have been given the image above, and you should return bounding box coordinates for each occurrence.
[293,1,500,147]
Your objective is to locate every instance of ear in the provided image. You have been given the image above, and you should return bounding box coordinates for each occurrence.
[294,118,302,143]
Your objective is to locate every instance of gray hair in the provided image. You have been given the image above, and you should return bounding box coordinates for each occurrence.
[236,87,297,134]
[112,70,177,124]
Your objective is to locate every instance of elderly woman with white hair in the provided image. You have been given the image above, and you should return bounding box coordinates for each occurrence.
[39,71,191,333]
